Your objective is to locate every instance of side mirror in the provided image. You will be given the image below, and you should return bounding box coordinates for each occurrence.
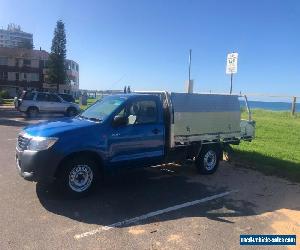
[113,115,128,127]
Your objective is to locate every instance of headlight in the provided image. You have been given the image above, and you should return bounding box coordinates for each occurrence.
[27,137,58,151]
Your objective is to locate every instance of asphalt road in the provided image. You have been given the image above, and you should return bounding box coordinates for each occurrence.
[0,107,299,250]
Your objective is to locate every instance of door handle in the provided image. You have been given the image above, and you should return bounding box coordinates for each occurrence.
[152,128,160,134]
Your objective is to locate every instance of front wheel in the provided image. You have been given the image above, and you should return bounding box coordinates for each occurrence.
[57,156,99,198]
[195,145,221,174]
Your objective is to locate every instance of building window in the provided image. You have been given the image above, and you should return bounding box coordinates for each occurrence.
[15,59,20,67]
[31,73,39,81]
[16,72,19,81]
[0,57,8,65]
[0,72,8,80]
[39,60,47,68]
[23,59,31,66]
[76,65,79,71]
[23,73,27,80]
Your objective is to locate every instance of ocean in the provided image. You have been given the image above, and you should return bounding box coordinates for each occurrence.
[240,100,299,112]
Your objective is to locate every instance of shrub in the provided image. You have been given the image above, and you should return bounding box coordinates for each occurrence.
[0,90,10,99]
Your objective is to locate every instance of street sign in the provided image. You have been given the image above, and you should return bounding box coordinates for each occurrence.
[226,52,238,74]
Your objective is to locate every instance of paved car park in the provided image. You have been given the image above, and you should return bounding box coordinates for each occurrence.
[0,107,299,250]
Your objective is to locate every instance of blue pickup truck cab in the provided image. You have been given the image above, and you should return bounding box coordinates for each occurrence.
[16,94,168,196]
[16,92,255,197]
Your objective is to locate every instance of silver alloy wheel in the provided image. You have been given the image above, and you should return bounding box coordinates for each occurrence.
[68,164,93,192]
[203,150,217,171]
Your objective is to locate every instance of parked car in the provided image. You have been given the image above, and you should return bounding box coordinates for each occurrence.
[15,92,255,197]
[58,93,75,103]
[15,91,80,118]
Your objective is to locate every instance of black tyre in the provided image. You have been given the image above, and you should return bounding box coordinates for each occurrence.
[66,107,77,117]
[57,156,100,198]
[26,107,39,118]
[195,145,222,174]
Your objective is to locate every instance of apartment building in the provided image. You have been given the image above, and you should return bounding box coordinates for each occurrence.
[65,59,79,94]
[0,24,33,48]
[0,47,79,97]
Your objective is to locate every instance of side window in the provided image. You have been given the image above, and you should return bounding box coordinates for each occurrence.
[36,93,48,102]
[23,92,34,100]
[48,94,61,102]
[134,100,158,124]
[115,100,158,125]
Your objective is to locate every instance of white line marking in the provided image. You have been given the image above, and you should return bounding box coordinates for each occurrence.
[74,190,238,240]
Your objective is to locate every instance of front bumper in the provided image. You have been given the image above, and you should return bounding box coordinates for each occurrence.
[18,106,27,112]
[16,157,34,180]
[16,147,62,184]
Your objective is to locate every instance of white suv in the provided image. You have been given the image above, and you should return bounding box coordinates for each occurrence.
[15,91,80,118]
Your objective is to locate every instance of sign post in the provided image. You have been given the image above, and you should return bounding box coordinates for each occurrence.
[226,52,238,94]
[186,49,194,93]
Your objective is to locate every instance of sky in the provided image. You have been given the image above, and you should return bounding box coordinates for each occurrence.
[1,0,300,98]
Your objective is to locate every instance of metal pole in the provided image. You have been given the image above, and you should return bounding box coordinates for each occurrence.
[188,49,192,82]
[230,73,233,94]
[244,95,252,121]
[291,96,297,116]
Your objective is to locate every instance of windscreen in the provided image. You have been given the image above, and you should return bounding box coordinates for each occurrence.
[80,95,127,121]
[21,91,35,100]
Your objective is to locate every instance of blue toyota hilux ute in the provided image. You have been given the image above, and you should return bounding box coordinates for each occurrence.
[16,92,255,197]
[16,94,167,197]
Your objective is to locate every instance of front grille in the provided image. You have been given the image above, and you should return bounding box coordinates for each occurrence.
[17,135,30,151]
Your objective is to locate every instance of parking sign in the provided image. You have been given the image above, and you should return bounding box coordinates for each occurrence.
[226,53,238,74]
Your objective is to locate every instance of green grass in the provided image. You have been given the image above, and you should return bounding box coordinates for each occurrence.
[75,98,99,110]
[0,99,14,106]
[232,109,300,182]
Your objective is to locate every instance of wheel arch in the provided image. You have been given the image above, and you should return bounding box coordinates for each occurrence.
[67,106,76,111]
[197,142,223,160]
[27,106,39,112]
[55,150,104,178]
[66,106,78,116]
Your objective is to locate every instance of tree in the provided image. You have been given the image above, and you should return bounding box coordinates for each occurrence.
[47,20,67,92]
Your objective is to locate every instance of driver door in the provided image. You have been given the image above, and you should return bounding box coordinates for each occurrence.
[107,97,165,169]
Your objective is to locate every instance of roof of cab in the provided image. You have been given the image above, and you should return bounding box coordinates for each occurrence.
[106,93,155,98]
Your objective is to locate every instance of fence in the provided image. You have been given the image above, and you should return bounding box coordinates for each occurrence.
[238,93,299,116]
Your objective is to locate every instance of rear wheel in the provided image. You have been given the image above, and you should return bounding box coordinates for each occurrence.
[195,145,222,174]
[26,107,39,118]
[57,156,100,198]
[66,107,77,117]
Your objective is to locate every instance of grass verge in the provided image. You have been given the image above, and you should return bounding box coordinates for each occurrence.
[0,99,14,106]
[232,109,300,182]
[76,98,99,110]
